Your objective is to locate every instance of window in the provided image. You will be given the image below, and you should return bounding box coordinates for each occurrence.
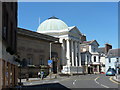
[94,56,96,62]
[93,48,96,52]
[116,58,119,62]
[109,58,111,63]
[39,58,44,65]
[3,11,8,40]
[39,55,44,65]
[27,54,33,65]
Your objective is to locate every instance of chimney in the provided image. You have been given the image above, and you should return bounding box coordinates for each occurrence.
[105,43,112,54]
[81,34,86,42]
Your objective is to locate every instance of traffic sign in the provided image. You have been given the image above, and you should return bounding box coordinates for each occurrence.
[48,60,52,65]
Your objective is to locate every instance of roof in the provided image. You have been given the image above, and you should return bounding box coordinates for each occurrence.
[37,16,68,32]
[48,16,59,19]
[17,28,59,42]
[82,40,99,46]
[107,48,120,57]
[98,47,105,54]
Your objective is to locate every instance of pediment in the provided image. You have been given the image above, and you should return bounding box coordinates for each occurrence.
[69,26,82,37]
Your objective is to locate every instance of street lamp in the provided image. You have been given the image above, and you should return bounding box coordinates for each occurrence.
[49,41,58,78]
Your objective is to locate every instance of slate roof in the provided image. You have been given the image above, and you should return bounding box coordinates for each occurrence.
[17,28,59,42]
[98,47,105,54]
[107,48,120,57]
[81,40,99,46]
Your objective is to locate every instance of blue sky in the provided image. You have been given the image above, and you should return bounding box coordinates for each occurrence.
[18,2,118,48]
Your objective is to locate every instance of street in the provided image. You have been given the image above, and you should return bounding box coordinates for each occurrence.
[18,74,119,90]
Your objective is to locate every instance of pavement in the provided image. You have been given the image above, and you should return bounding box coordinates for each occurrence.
[18,74,58,82]
[113,75,120,83]
[18,74,71,86]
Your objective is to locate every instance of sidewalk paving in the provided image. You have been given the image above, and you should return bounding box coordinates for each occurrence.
[113,75,120,83]
[18,74,70,86]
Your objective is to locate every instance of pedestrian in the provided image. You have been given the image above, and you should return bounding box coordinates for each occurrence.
[38,72,40,78]
[41,71,44,80]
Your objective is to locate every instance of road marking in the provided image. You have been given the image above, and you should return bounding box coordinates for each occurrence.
[73,82,75,85]
[29,83,32,85]
[100,84,109,88]
[109,77,120,84]
[94,76,109,88]
[73,79,77,85]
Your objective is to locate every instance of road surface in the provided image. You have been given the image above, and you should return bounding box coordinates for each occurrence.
[19,74,119,90]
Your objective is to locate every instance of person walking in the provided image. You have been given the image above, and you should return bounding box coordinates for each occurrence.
[38,72,40,78]
[41,71,44,80]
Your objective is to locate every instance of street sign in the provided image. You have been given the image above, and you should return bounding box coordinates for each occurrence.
[48,60,52,66]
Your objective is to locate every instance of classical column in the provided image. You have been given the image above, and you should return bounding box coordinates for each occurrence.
[71,40,74,66]
[66,39,71,66]
[61,39,65,65]
[75,41,78,66]
[97,65,99,73]
[78,42,81,66]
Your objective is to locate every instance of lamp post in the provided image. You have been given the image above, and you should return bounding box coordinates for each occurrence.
[49,41,58,79]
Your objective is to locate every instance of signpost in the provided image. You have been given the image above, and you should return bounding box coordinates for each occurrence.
[48,60,53,79]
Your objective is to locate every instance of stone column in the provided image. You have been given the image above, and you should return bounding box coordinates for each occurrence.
[66,39,71,66]
[78,42,81,67]
[71,40,74,66]
[75,41,78,66]
[61,39,65,65]
[97,65,100,73]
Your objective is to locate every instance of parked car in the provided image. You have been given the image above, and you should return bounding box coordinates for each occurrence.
[106,68,116,76]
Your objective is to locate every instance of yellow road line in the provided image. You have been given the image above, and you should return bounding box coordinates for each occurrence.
[109,77,120,84]
[94,76,100,81]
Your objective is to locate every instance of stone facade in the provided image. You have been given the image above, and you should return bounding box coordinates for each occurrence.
[17,28,61,78]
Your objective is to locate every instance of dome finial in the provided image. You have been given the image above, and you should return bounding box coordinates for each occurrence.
[48,16,59,19]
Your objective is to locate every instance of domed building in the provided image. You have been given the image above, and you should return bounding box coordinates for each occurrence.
[37,16,83,74]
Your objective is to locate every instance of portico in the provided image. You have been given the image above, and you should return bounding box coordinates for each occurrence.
[61,39,81,67]
[37,16,83,74]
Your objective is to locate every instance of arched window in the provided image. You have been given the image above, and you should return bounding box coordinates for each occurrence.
[94,56,96,62]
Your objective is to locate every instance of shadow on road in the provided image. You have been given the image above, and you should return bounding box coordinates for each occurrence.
[18,83,71,90]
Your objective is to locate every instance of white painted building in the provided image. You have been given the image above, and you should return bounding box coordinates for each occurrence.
[81,40,100,74]
[37,16,83,74]
[98,43,112,73]
[81,51,92,74]
[105,49,120,74]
